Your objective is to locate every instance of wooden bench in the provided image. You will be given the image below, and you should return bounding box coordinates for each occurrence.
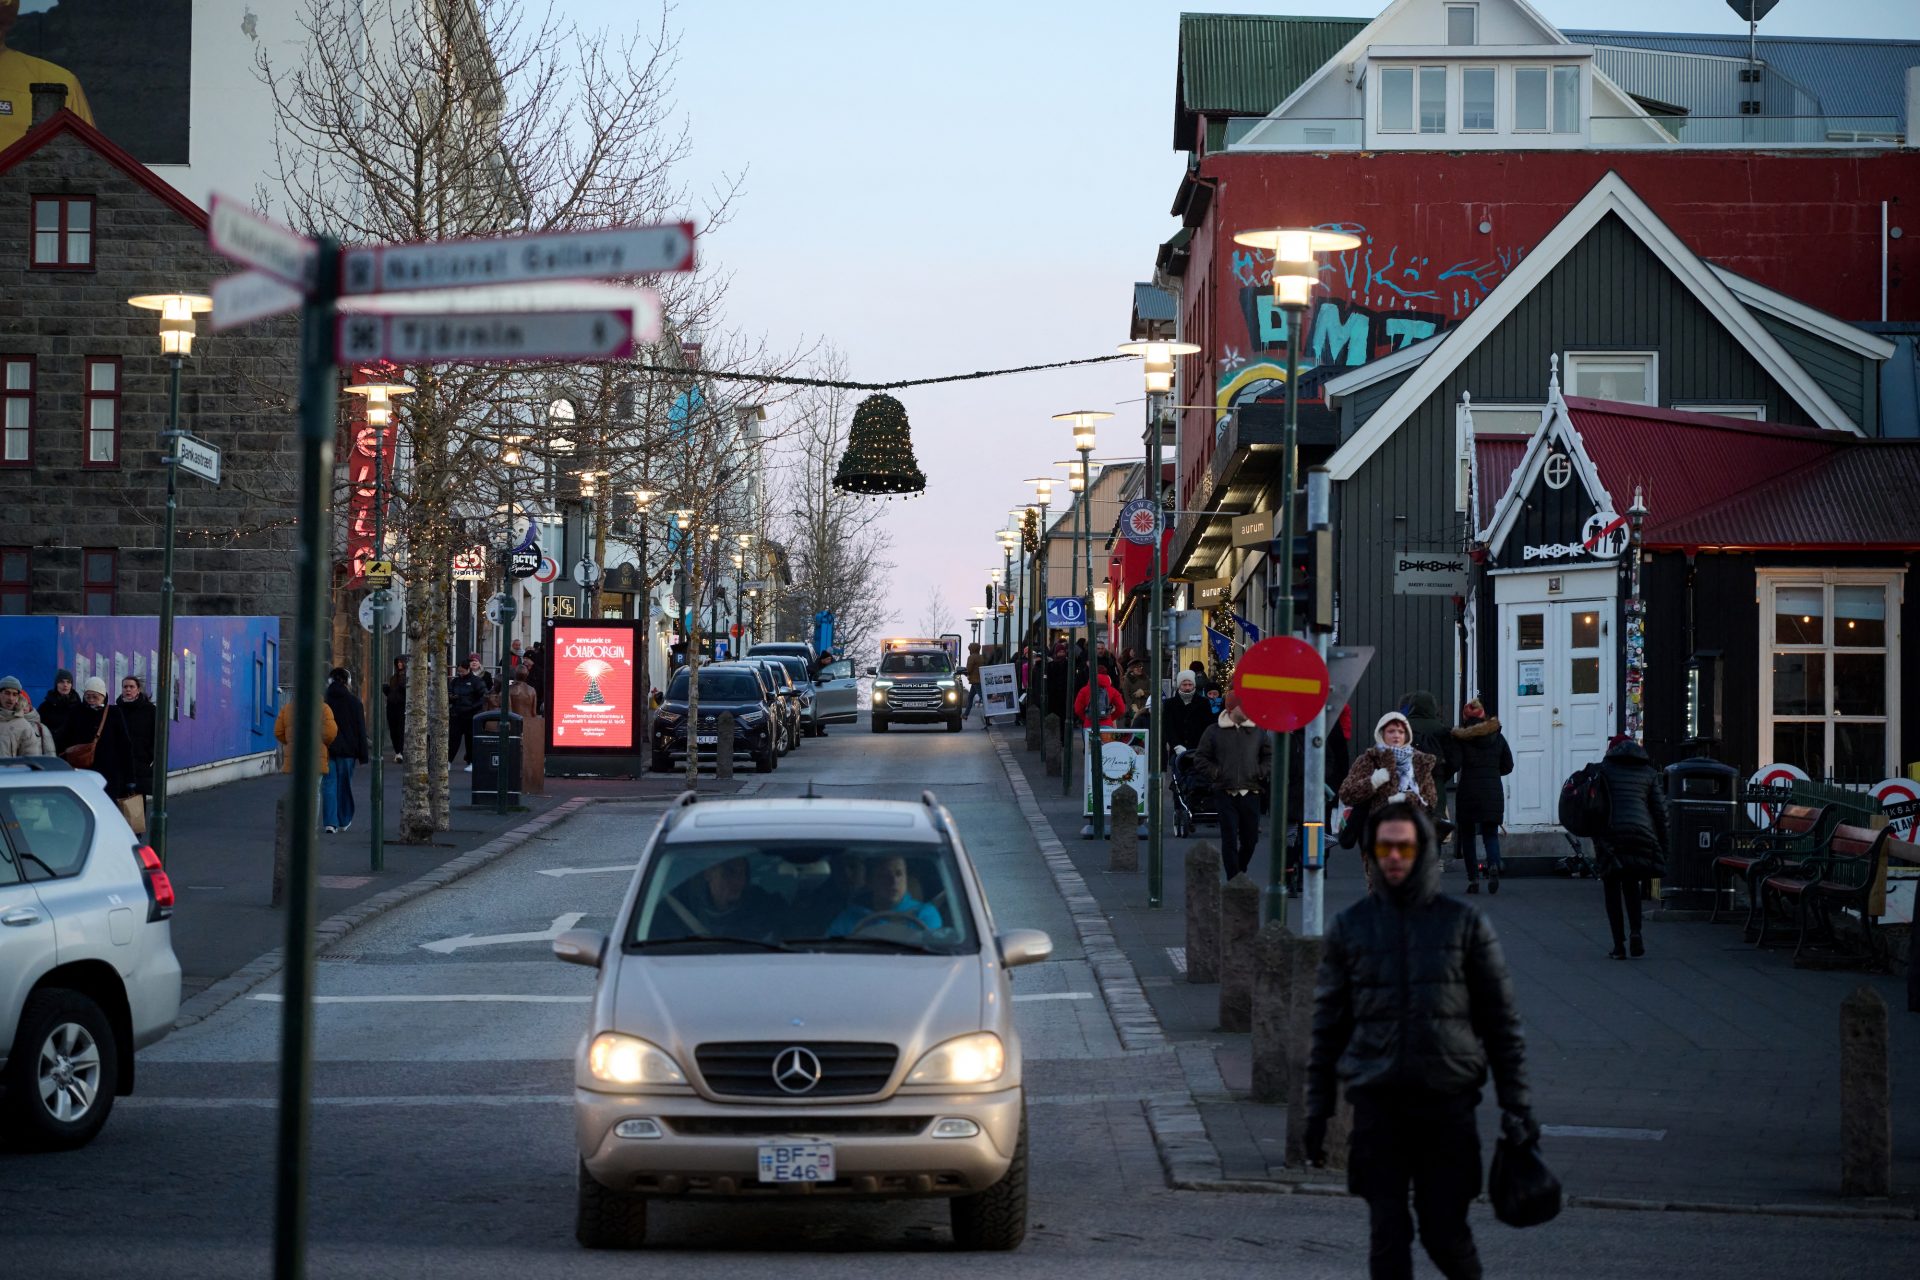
[1710,804,1835,938]
[1758,823,1892,962]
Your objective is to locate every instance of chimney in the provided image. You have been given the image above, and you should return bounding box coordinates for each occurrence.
[29,82,68,127]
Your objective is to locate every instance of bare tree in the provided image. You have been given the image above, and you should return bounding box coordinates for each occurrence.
[258,0,753,835]
[773,353,896,667]
[918,588,954,639]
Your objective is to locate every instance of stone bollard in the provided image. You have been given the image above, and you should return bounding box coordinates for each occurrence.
[270,793,290,909]
[715,712,736,782]
[1184,843,1222,984]
[1250,921,1291,1102]
[1281,932,1351,1169]
[1025,705,1043,752]
[1218,873,1260,1032]
[1108,785,1140,872]
[1840,985,1892,1197]
[1043,714,1063,776]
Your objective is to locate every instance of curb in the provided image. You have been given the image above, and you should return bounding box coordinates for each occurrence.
[173,796,599,1028]
[989,732,1224,1187]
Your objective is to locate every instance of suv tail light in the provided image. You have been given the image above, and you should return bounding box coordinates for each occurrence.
[136,843,175,920]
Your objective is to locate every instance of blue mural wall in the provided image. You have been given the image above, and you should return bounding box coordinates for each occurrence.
[0,616,281,769]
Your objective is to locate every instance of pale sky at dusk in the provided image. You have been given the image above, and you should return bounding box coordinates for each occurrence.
[574,0,1920,637]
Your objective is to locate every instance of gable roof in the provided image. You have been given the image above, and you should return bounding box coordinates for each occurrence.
[1174,12,1368,147]
[0,108,208,229]
[1324,171,1862,481]
[1706,265,1897,361]
[1482,394,1920,552]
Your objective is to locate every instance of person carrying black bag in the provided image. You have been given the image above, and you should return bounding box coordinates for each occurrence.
[1594,734,1669,960]
[1305,799,1538,1280]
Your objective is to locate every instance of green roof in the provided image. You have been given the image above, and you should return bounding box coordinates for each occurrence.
[1174,12,1368,149]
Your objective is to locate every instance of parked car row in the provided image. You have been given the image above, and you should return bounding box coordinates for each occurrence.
[648,648,860,774]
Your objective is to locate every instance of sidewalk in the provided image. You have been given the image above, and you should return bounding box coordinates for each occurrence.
[994,725,1919,1210]
[160,762,737,1001]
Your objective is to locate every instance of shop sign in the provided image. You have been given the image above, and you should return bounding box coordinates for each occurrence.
[1392,553,1469,596]
[452,544,489,582]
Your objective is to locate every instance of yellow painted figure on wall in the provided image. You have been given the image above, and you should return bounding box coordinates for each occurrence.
[0,0,94,150]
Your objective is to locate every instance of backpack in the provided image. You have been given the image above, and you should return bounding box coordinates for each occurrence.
[1558,763,1610,837]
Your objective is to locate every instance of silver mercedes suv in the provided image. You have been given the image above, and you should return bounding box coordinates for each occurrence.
[555,791,1051,1251]
[0,759,181,1150]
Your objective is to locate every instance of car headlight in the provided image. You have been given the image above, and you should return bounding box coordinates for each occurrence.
[738,709,765,724]
[946,690,959,701]
[588,1033,686,1086]
[654,712,680,726]
[906,1032,1005,1086]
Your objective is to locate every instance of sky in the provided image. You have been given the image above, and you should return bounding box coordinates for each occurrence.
[571,0,1920,638]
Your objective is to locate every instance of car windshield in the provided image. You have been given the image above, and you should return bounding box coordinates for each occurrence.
[626,839,979,954]
[770,655,811,684]
[879,651,950,676]
[666,669,764,702]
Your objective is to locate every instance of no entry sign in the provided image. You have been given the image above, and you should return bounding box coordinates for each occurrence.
[1232,637,1330,733]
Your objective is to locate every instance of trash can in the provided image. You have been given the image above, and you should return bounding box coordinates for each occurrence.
[1663,757,1740,910]
[470,710,523,807]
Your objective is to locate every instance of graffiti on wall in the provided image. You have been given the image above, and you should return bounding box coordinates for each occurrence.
[1218,223,1527,415]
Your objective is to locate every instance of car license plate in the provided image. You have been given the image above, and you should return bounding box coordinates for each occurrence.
[696,734,717,745]
[758,1142,834,1183]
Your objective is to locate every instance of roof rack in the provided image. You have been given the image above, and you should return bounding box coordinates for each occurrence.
[0,756,73,772]
[660,788,699,833]
[919,790,950,840]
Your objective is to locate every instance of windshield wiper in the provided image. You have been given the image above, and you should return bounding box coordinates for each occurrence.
[628,935,791,951]
[783,935,945,955]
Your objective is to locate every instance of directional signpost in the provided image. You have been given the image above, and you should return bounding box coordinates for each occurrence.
[1045,595,1087,628]
[204,192,695,1280]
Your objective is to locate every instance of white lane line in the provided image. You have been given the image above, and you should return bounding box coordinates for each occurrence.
[535,864,639,878]
[1011,992,1096,1003]
[1541,1124,1667,1141]
[249,994,589,1005]
[1166,946,1188,974]
[127,1095,571,1109]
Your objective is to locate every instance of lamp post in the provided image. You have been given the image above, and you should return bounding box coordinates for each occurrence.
[1008,508,1033,662]
[628,487,657,714]
[1229,225,1361,924]
[996,530,1020,660]
[1057,460,1086,797]
[1024,477,1054,750]
[1118,339,1201,908]
[1054,411,1111,836]
[125,292,212,866]
[735,533,754,650]
[340,376,413,871]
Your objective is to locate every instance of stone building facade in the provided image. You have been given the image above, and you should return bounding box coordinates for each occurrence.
[0,88,299,632]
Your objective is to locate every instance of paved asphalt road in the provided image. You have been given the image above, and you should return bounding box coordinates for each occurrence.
[3,713,1916,1277]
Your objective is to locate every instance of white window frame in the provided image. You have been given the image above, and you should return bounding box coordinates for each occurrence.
[1446,4,1478,46]
[1379,67,1417,134]
[1551,65,1581,134]
[1757,569,1902,781]
[1563,350,1658,405]
[1460,65,1497,132]
[1469,404,1546,435]
[1513,64,1581,135]
[1418,66,1448,135]
[1672,403,1766,421]
[1513,66,1550,133]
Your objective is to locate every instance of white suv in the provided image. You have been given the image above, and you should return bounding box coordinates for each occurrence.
[556,791,1051,1251]
[0,759,181,1149]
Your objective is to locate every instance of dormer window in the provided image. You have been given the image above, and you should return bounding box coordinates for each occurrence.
[1446,4,1477,46]
[1514,65,1580,134]
[1381,66,1447,134]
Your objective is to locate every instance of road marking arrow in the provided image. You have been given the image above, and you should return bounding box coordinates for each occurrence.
[534,863,640,878]
[418,911,586,955]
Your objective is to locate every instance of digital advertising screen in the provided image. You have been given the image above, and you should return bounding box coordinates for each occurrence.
[546,621,640,755]
[2,0,192,160]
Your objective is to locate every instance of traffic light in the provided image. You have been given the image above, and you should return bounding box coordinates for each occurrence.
[1287,530,1334,631]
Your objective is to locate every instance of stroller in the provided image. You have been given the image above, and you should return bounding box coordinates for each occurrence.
[1170,750,1219,838]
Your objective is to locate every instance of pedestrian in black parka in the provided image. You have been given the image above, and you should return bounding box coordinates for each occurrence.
[38,669,82,747]
[1306,799,1534,1280]
[1595,735,1669,960]
[1446,698,1514,894]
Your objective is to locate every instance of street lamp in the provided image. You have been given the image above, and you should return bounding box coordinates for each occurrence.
[125,291,212,867]
[341,374,413,872]
[1117,338,1200,909]
[1053,410,1111,832]
[1229,224,1361,923]
[996,529,1020,657]
[1024,477,1056,737]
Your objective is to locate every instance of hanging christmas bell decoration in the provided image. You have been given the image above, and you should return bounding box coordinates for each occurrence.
[834,392,926,497]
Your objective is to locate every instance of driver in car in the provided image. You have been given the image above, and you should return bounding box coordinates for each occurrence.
[827,854,942,935]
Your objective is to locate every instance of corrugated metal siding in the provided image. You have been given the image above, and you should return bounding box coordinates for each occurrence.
[1585,44,1821,119]
[1133,282,1177,324]
[1337,211,1827,730]
[1566,30,1920,127]
[1651,446,1920,547]
[1752,312,1873,429]
[1176,14,1368,144]
[1474,439,1527,530]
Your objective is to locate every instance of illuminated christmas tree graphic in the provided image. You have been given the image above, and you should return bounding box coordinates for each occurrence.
[574,659,615,712]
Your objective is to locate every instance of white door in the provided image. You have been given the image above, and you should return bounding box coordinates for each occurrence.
[1504,599,1616,830]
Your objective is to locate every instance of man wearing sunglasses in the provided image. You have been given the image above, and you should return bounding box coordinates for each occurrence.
[1304,800,1535,1280]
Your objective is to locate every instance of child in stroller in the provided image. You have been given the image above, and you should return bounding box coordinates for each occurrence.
[1170,748,1220,838]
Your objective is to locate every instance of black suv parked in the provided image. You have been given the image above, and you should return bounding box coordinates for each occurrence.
[650,665,778,773]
